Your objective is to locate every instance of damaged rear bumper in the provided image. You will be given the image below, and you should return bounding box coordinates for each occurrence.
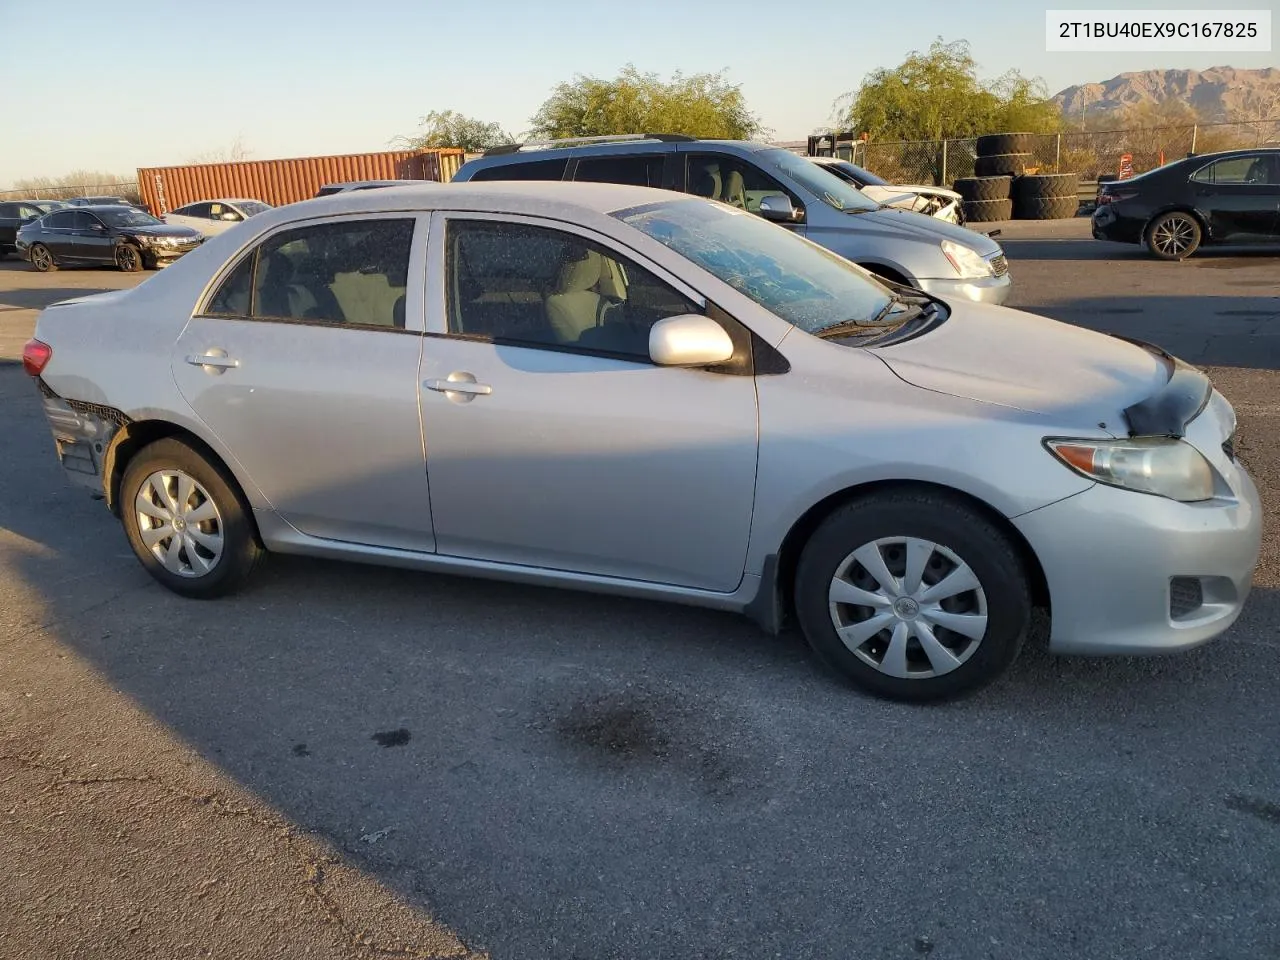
[34,378,128,499]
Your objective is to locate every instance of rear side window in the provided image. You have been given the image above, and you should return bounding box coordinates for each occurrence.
[573,155,665,188]
[204,218,415,328]
[45,211,74,228]
[176,202,212,218]
[0,204,15,217]
[467,158,568,182]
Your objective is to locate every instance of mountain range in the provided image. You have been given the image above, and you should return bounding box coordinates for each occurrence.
[1053,67,1280,123]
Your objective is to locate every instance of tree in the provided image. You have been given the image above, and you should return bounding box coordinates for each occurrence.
[8,169,140,203]
[529,64,763,141]
[187,135,252,165]
[400,110,513,152]
[834,39,1060,141]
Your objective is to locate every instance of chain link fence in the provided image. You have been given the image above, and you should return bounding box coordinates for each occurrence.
[826,119,1280,187]
[0,182,141,202]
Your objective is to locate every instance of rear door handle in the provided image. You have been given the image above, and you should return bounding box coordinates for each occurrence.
[425,379,491,395]
[186,352,239,370]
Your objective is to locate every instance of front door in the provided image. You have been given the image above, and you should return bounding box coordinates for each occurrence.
[417,212,759,592]
[171,213,436,552]
[73,211,116,263]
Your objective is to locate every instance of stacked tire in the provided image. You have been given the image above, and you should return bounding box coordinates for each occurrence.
[973,132,1033,178]
[1012,173,1080,220]
[953,175,1012,223]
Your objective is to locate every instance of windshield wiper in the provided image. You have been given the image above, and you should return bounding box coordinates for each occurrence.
[813,296,916,339]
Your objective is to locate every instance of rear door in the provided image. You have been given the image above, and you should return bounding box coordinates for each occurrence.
[171,213,435,551]
[1192,154,1280,238]
[39,211,79,260]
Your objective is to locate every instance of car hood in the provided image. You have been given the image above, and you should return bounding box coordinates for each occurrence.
[859,206,1000,255]
[121,223,202,238]
[869,301,1168,426]
[865,184,962,200]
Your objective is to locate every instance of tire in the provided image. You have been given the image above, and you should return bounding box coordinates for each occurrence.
[961,198,1013,223]
[974,153,1031,178]
[1145,211,1202,261]
[1013,196,1080,220]
[952,176,1012,202]
[976,132,1033,157]
[29,243,57,272]
[115,243,144,273]
[1012,173,1080,200]
[794,490,1031,702]
[120,437,264,598]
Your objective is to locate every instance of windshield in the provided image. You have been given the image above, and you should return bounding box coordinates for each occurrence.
[237,200,271,216]
[757,148,880,213]
[97,208,163,228]
[839,161,888,186]
[616,198,897,336]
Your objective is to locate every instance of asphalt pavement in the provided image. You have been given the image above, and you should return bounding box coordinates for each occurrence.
[1,220,1278,960]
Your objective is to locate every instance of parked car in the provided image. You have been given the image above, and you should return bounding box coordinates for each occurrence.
[1092,147,1280,259]
[17,205,204,272]
[0,200,48,257]
[314,180,427,197]
[21,182,1259,702]
[64,196,133,207]
[808,156,965,224]
[163,198,273,237]
[454,135,1011,304]
[32,200,70,214]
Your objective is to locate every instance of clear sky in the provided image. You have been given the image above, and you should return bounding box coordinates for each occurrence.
[0,0,1274,185]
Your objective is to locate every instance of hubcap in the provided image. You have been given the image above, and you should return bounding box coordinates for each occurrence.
[1154,218,1194,256]
[134,470,224,578]
[828,537,988,679]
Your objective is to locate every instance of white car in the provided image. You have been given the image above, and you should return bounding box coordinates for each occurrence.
[809,157,964,224]
[164,198,272,237]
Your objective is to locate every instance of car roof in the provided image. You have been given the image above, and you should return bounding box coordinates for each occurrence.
[460,137,776,174]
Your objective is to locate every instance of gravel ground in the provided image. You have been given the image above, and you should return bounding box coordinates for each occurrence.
[1,221,1278,960]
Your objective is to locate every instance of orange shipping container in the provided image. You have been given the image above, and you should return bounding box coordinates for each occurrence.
[136,148,466,215]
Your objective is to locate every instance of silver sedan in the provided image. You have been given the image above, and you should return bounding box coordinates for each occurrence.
[22,182,1261,701]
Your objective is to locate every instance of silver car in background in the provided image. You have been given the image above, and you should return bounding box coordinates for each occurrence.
[22,182,1260,701]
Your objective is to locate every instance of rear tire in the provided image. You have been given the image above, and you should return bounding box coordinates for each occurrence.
[952,176,1012,202]
[29,243,57,272]
[120,438,263,598]
[794,491,1031,702]
[960,198,1013,223]
[1146,211,1202,260]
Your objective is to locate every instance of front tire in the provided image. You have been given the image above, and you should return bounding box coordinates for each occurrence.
[794,490,1031,702]
[115,242,144,272]
[1146,212,1201,260]
[120,438,263,598]
[29,243,57,272]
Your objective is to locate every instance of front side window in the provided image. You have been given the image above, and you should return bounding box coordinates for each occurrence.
[686,153,801,216]
[447,219,701,358]
[71,212,100,231]
[467,158,568,182]
[204,218,414,327]
[1192,155,1277,185]
[617,198,896,336]
[574,155,665,188]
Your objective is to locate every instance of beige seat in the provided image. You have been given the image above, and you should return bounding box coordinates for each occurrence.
[722,169,747,208]
[545,249,606,343]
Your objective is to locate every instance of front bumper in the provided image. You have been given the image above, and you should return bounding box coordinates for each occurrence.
[1013,470,1262,655]
[917,271,1012,306]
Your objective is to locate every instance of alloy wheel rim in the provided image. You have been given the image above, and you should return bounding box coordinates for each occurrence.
[135,469,224,578]
[1154,218,1194,256]
[33,246,50,269]
[828,537,988,679]
[117,247,137,270]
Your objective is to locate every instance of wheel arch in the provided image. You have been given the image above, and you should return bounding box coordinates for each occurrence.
[747,479,1050,635]
[1144,205,1210,243]
[104,418,264,547]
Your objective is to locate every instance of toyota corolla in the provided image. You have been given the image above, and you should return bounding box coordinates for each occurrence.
[21,182,1261,701]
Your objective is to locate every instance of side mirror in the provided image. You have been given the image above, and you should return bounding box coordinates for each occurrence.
[91,223,107,232]
[758,195,800,223]
[649,314,735,367]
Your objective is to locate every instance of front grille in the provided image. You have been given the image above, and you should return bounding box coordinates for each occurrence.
[988,254,1009,277]
[1170,577,1204,619]
[1222,432,1236,462]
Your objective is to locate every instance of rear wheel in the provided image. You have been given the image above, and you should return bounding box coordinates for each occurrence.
[29,243,56,272]
[1146,212,1201,260]
[120,438,263,598]
[794,490,1031,702]
[115,243,144,272]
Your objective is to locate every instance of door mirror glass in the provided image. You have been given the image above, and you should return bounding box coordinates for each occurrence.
[91,223,107,232]
[648,314,734,367]
[758,195,799,223]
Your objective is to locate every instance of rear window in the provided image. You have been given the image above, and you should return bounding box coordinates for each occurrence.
[467,158,568,182]
[574,155,664,188]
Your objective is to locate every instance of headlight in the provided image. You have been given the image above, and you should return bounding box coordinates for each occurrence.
[940,239,993,278]
[1045,437,1215,502]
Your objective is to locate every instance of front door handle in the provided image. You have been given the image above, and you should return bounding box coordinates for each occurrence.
[425,372,492,402]
[186,351,239,371]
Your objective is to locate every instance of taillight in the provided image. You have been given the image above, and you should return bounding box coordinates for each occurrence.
[22,339,52,377]
[1099,190,1138,205]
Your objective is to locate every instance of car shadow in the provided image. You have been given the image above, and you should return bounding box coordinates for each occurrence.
[3,365,1280,958]
[1002,238,1280,263]
[0,286,118,310]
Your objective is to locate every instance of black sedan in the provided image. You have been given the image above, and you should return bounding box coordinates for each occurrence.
[16,205,203,272]
[0,200,49,256]
[1092,148,1280,260]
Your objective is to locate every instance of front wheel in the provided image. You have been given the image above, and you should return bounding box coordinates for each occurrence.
[794,490,1031,702]
[115,243,144,272]
[120,438,263,598]
[1146,212,1201,260]
[29,243,57,272]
